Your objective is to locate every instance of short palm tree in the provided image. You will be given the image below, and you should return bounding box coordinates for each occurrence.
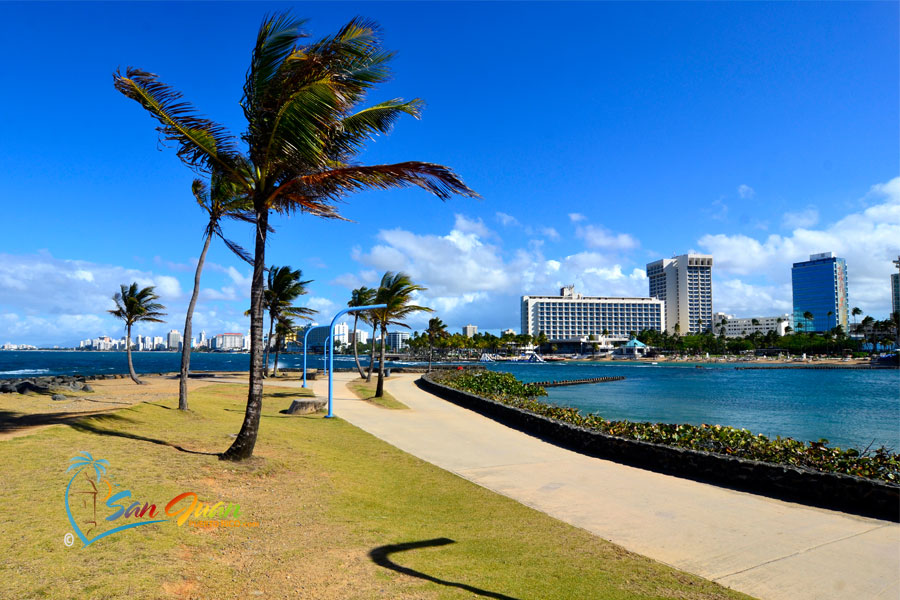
[370,272,432,397]
[271,317,295,377]
[178,174,257,410]
[860,315,875,354]
[115,13,476,460]
[263,266,315,376]
[348,287,376,378]
[109,283,167,385]
[425,317,449,372]
[803,311,814,333]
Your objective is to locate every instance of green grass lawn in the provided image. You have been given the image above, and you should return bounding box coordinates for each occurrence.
[347,378,409,410]
[0,383,751,600]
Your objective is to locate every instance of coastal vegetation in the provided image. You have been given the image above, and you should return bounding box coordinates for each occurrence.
[369,272,432,398]
[434,370,900,484]
[108,283,166,385]
[348,286,376,378]
[0,381,746,599]
[260,265,315,377]
[115,13,476,460]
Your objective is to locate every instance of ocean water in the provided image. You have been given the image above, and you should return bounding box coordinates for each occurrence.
[487,362,900,452]
[2,351,897,451]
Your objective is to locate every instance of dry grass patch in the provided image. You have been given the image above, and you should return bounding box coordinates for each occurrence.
[347,378,408,410]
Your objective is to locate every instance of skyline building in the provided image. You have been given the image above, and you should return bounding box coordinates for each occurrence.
[521,286,665,342]
[386,331,410,350]
[646,254,714,334]
[712,312,791,338]
[791,252,848,333]
[166,330,182,350]
[892,273,899,317]
[462,324,478,338]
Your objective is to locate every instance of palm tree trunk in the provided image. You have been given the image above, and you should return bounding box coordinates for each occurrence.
[428,341,434,372]
[222,206,267,461]
[352,315,365,378]
[273,335,281,377]
[264,314,274,377]
[366,321,377,382]
[178,231,212,410]
[126,322,142,385]
[375,324,387,398]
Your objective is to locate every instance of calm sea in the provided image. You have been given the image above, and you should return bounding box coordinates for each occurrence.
[2,351,898,451]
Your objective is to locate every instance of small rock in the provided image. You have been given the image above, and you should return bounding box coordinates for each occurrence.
[52,394,67,401]
[82,384,94,393]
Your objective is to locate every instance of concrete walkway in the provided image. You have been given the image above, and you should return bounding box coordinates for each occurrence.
[305,372,899,600]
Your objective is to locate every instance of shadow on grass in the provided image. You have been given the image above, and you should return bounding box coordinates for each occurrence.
[0,409,119,432]
[67,413,219,456]
[369,538,520,600]
[264,391,315,399]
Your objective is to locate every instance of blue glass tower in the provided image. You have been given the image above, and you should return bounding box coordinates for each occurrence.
[791,252,848,333]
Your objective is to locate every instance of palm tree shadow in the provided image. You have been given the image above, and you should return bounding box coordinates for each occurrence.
[67,414,219,456]
[368,538,520,600]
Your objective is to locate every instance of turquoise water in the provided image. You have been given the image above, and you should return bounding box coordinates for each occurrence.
[2,351,897,451]
[488,362,900,452]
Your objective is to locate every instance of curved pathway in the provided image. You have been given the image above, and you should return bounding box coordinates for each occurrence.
[306,372,899,600]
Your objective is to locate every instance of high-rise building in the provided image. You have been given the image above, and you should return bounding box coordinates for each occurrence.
[333,322,350,345]
[153,336,164,350]
[521,286,665,341]
[646,254,714,334]
[892,273,899,317]
[348,329,369,345]
[167,330,182,350]
[791,252,848,333]
[199,330,207,347]
[462,324,478,338]
[386,331,410,350]
[214,333,244,351]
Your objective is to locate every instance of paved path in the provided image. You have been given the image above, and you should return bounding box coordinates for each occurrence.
[298,372,900,600]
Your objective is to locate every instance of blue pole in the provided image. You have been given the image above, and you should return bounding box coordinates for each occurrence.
[302,325,328,388]
[326,304,387,419]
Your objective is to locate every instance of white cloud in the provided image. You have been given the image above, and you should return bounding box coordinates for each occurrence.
[738,184,755,199]
[575,224,639,250]
[782,207,819,229]
[539,227,560,241]
[568,213,586,222]
[700,176,900,316]
[453,214,493,239]
[330,273,364,290]
[495,212,520,227]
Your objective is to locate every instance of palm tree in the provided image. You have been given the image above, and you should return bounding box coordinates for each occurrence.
[860,316,875,354]
[425,317,449,372]
[178,174,256,410]
[108,283,167,385]
[271,317,295,377]
[851,307,862,348]
[348,287,375,378]
[370,272,432,397]
[263,266,315,376]
[803,311,814,333]
[115,13,476,461]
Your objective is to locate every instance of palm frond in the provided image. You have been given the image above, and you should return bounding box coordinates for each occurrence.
[114,68,245,182]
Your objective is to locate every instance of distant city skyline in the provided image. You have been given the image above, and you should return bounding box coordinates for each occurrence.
[0,2,897,346]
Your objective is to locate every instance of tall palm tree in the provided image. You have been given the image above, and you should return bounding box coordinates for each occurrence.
[178,174,256,411]
[348,287,375,378]
[108,283,167,385]
[425,317,449,372]
[860,315,875,354]
[115,13,477,460]
[263,266,315,376]
[803,311,814,333]
[851,306,862,351]
[370,272,432,397]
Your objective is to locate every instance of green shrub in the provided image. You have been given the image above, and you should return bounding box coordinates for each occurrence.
[433,370,899,484]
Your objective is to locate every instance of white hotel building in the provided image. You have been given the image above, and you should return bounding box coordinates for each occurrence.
[713,313,791,338]
[521,286,665,342]
[646,254,713,334]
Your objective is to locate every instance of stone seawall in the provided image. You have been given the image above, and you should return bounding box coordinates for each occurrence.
[418,373,899,522]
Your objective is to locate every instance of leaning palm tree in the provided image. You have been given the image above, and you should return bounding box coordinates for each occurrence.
[115,13,476,460]
[178,174,257,411]
[348,286,376,378]
[109,283,167,385]
[425,317,449,372]
[263,266,315,376]
[370,272,432,397]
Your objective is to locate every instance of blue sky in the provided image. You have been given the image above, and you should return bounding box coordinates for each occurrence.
[1,1,898,346]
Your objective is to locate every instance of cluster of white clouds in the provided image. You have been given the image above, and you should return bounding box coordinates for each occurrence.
[334,177,900,331]
[3,177,897,344]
